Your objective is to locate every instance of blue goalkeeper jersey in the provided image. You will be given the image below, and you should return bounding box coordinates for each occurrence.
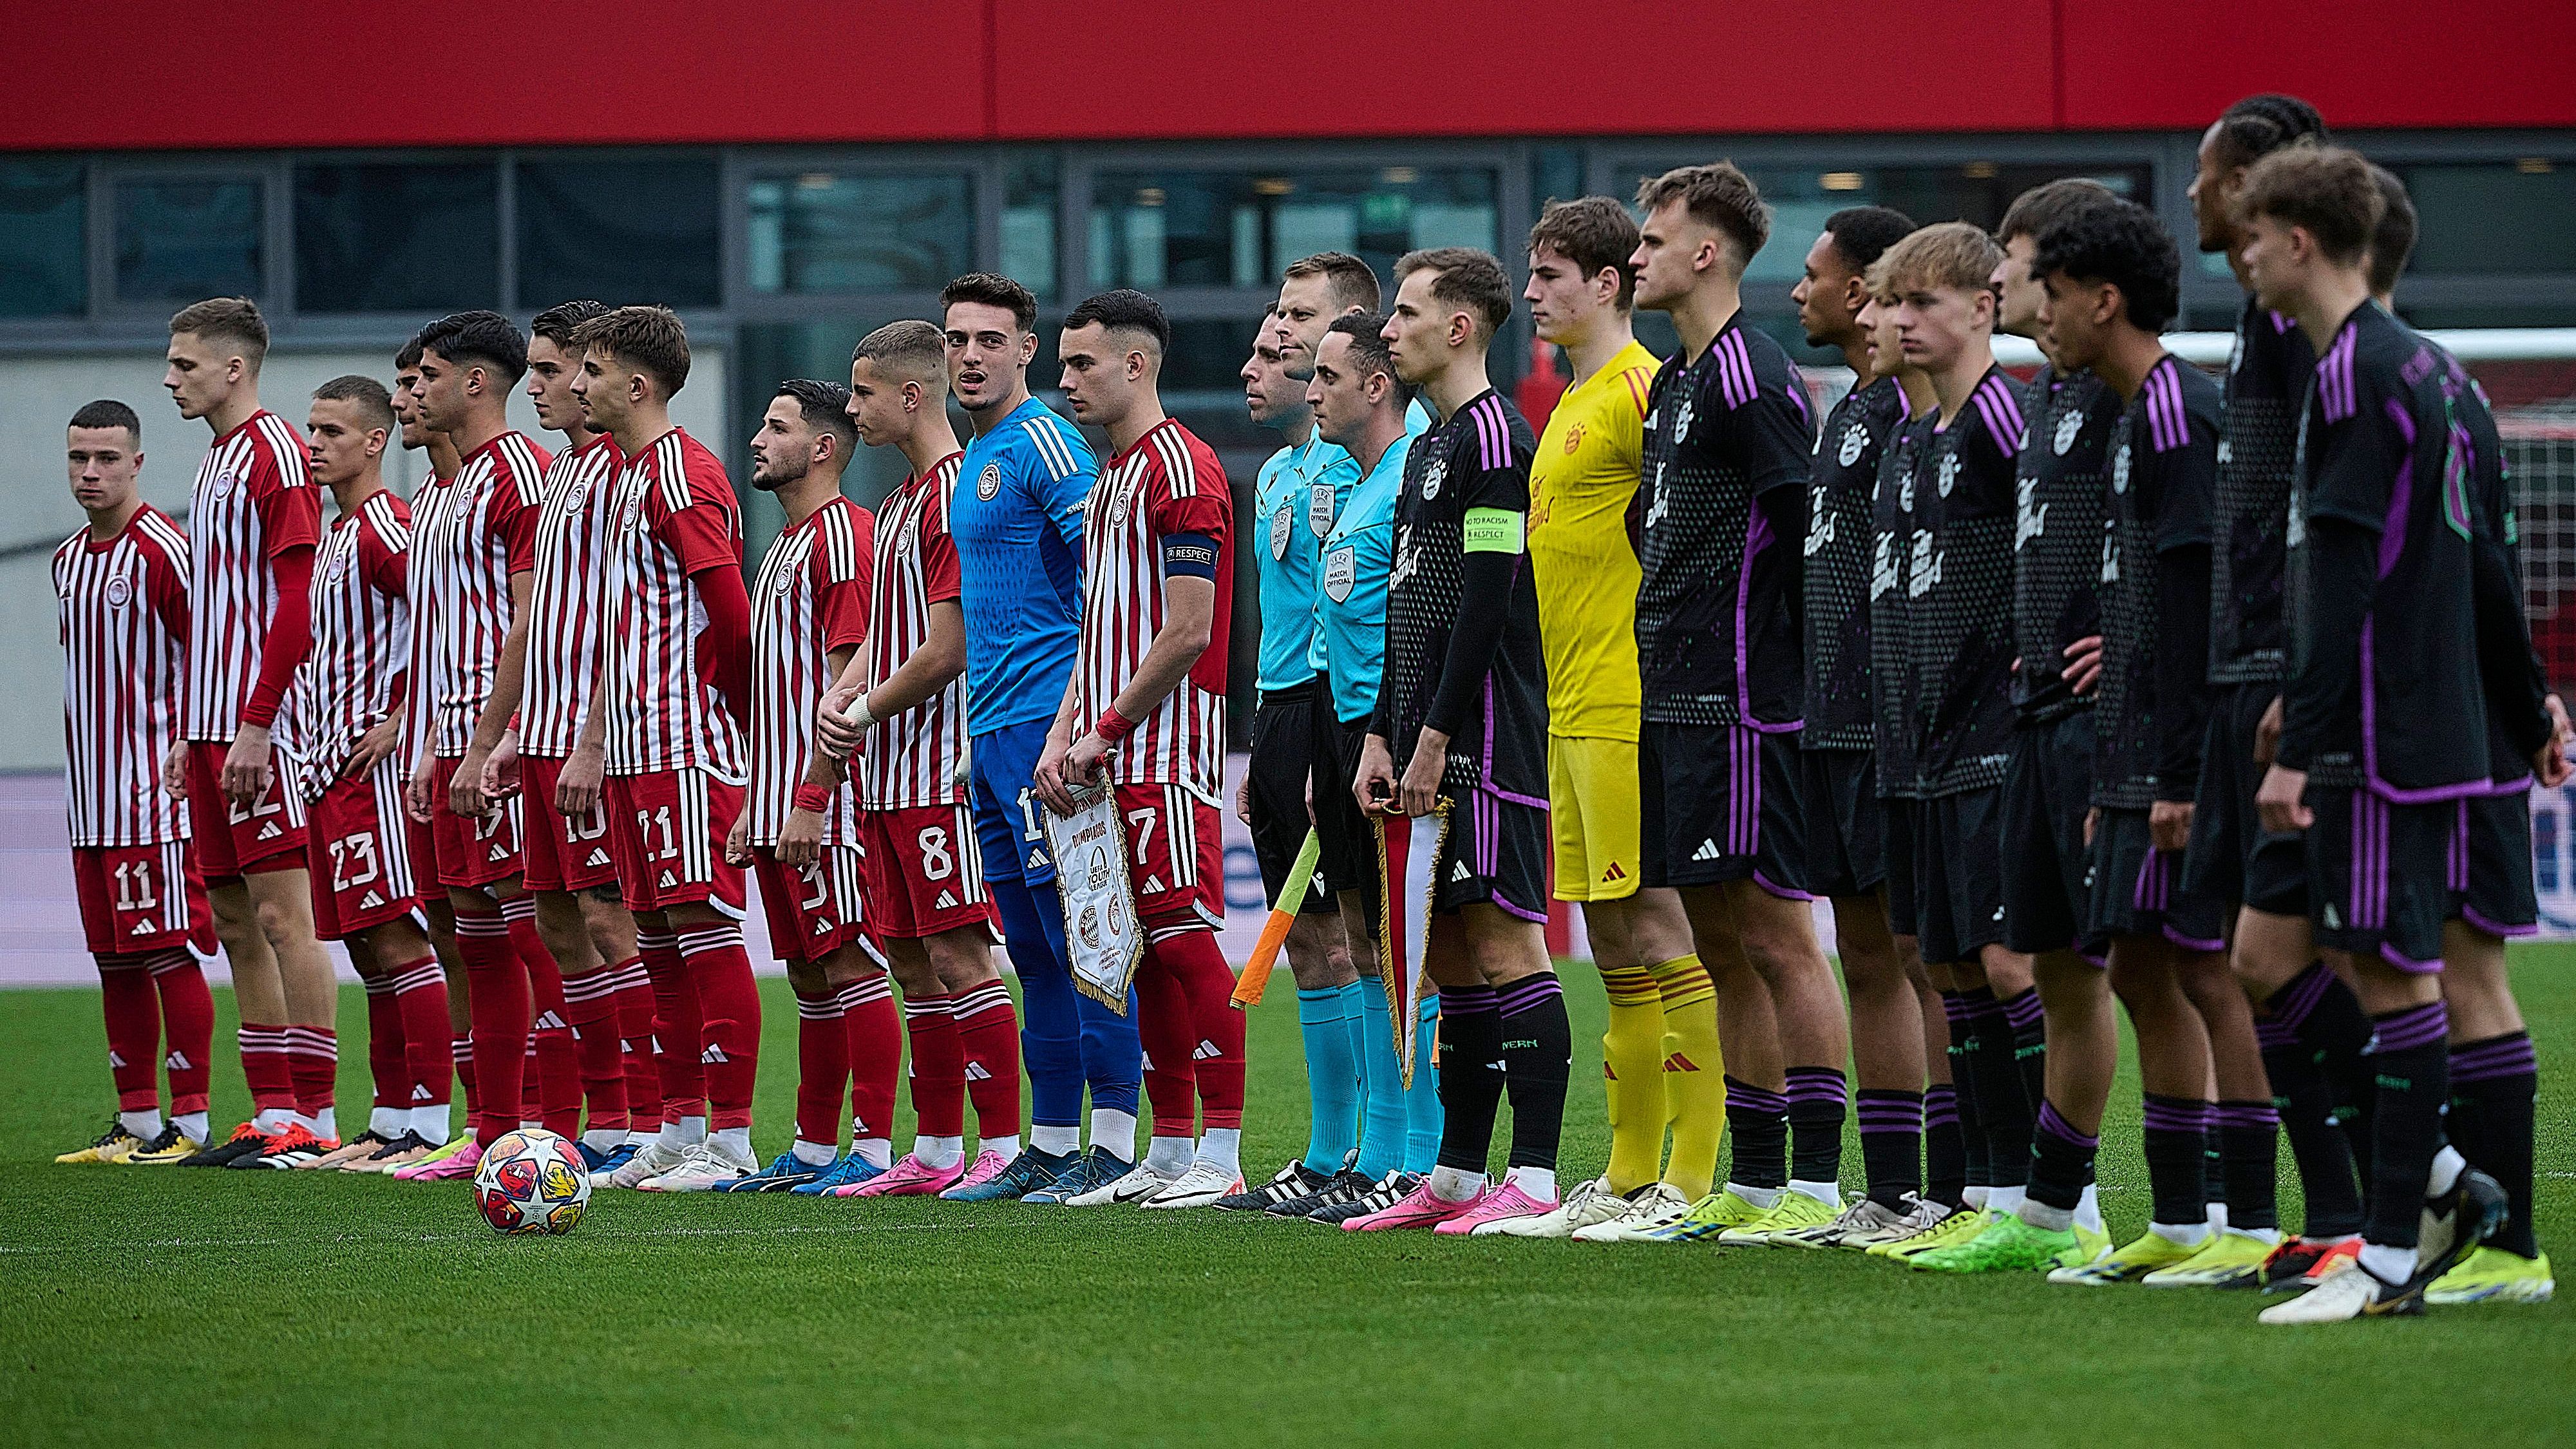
[951,395,1095,735]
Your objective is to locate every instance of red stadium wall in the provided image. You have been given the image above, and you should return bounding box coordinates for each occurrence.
[1,1,2570,150]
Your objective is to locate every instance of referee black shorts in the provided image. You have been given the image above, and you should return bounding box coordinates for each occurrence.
[1246,681,1333,914]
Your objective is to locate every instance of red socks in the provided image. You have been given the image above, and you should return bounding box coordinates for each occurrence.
[452,1033,477,1115]
[147,950,213,1115]
[387,956,451,1113]
[951,980,1023,1141]
[1134,952,1196,1139]
[902,989,967,1140]
[97,958,161,1112]
[608,956,663,1132]
[1144,928,1244,1130]
[675,923,759,1130]
[792,976,849,1148]
[560,963,629,1134]
[361,974,406,1115]
[637,930,706,1121]
[454,906,529,1144]
[283,1025,337,1126]
[502,895,581,1138]
[238,1024,297,1117]
[839,974,898,1147]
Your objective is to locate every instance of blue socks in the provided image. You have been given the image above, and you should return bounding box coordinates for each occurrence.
[1352,975,1443,1180]
[1296,983,1364,1173]
[1406,989,1443,1175]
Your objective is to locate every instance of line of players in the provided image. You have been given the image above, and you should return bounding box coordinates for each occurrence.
[49,91,2553,1316]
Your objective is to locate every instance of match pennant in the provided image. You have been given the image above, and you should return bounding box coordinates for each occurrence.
[1046,784,1143,1014]
[1374,799,1448,1088]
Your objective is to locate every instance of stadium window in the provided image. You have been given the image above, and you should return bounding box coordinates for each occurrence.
[293,160,500,313]
[1003,150,1061,299]
[515,155,720,310]
[1087,167,1498,292]
[745,172,974,295]
[113,177,265,305]
[0,159,85,317]
[2398,160,2576,275]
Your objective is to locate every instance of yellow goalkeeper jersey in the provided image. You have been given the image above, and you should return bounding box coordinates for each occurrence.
[1530,338,1659,741]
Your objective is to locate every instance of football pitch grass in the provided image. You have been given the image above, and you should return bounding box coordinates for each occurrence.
[5,952,2571,1448]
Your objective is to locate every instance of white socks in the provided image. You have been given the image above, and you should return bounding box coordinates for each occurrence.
[2075,1182,2103,1233]
[173,1111,208,1144]
[1986,1184,2027,1217]
[412,1104,450,1142]
[367,1107,402,1141]
[1195,1128,1241,1176]
[1090,1108,1138,1162]
[252,1107,294,1133]
[1788,1179,1843,1211]
[2150,1219,2211,1247]
[1144,1135,1195,1176]
[1428,1165,1487,1203]
[790,1139,837,1168]
[2358,1241,2416,1285]
[659,1115,708,1151]
[1505,1165,1557,1203]
[711,1125,752,1160]
[913,1135,963,1170]
[120,1109,165,1141]
[1729,1182,1781,1212]
[2430,1144,2466,1198]
[582,1128,623,1151]
[1031,1124,1081,1157]
[980,1134,1021,1162]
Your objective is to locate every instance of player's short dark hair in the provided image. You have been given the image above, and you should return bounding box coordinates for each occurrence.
[1282,251,1381,313]
[168,296,269,370]
[1822,206,1917,276]
[1394,247,1513,343]
[1324,312,1413,406]
[1996,178,2119,246]
[312,374,398,435]
[415,309,529,386]
[774,379,858,454]
[68,399,140,445]
[2237,145,2383,266]
[393,337,424,374]
[569,305,692,397]
[2032,199,2182,334]
[851,319,949,384]
[2210,93,2331,169]
[1062,288,1173,353]
[941,272,1039,334]
[529,299,611,352]
[2366,163,2418,299]
[1528,197,1643,311]
[1878,222,2005,299]
[1634,162,1772,270]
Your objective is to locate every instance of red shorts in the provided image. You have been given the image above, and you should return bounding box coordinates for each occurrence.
[185,739,308,878]
[404,810,441,908]
[428,754,524,891]
[303,760,422,940]
[1115,783,1224,932]
[858,803,993,941]
[752,844,873,963]
[72,838,214,958]
[605,768,746,916]
[519,754,620,894]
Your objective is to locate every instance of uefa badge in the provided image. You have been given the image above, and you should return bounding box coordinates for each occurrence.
[1269,501,1293,561]
[1308,479,1334,536]
[977,462,1003,501]
[104,574,132,609]
[1937,453,1961,498]
[1421,455,1447,502]
[1838,424,1868,468]
[2111,443,2132,496]
[2053,410,2084,457]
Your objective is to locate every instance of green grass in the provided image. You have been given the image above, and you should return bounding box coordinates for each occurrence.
[4,949,2572,1447]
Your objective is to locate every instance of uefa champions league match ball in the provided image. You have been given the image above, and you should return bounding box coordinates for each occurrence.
[471,1128,592,1236]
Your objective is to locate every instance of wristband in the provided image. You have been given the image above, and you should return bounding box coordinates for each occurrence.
[1094,706,1136,744]
[793,783,833,813]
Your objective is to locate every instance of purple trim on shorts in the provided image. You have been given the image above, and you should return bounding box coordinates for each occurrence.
[2002,988,2045,1033]
[2253,1014,2297,1050]
[1479,679,1549,810]
[2377,941,2444,974]
[2481,773,2535,797]
[2369,999,2448,1050]
[2349,790,2390,931]
[1752,870,1814,902]
[2213,1101,2280,1130]
[2133,848,2168,912]
[2140,1096,2212,1133]
[2446,800,2470,893]
[2078,945,2110,968]
[2459,903,2539,940]
[2035,1100,2099,1151]
[2161,924,2229,953]
[1923,1083,1961,1129]
[2448,1033,2537,1084]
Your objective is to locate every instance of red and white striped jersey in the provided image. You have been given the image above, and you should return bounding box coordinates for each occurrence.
[57,506,193,846]
[294,490,411,798]
[182,410,320,744]
[406,431,549,760]
[520,432,623,759]
[860,453,968,810]
[1076,418,1233,802]
[747,495,874,846]
[601,428,746,780]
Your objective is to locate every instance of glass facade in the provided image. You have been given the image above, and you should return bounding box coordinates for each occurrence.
[294,160,500,313]
[0,159,83,317]
[515,154,721,309]
[746,171,975,295]
[1088,166,1498,290]
[113,177,263,305]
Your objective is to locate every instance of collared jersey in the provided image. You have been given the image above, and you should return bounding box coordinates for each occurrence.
[1530,337,1658,741]
[1319,433,1410,725]
[951,396,1094,735]
[1805,374,1906,751]
[2210,294,2315,686]
[1636,314,1817,730]
[1252,432,1359,692]
[2011,366,2121,722]
[1909,365,2032,795]
[2093,356,2221,810]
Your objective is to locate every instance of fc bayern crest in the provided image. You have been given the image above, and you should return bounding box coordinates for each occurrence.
[1421,455,1447,501]
[1937,453,1961,498]
[1671,393,1696,439]
[104,575,132,608]
[977,462,1003,501]
[2111,443,2132,495]
[2052,410,2085,456]
[1838,424,1869,468]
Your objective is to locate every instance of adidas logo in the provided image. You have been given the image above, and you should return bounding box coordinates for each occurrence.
[1141,873,1166,893]
[700,1044,729,1064]
[1451,858,1472,882]
[131,921,153,936]
[411,1083,433,1102]
[1601,862,1627,882]
[108,1050,128,1068]
[533,1011,566,1030]
[1027,848,1050,869]
[257,821,282,840]
[1662,1052,1700,1073]
[1139,1050,1156,1070]
[813,919,831,936]
[586,848,612,867]
[360,890,386,909]
[2323,903,2342,929]
[1991,905,2006,922]
[1692,839,1721,862]
[1603,1062,1617,1080]
[658,871,678,889]
[490,844,512,862]
[964,1063,990,1081]
[1192,1039,1222,1061]
[164,1051,193,1070]
[935,891,958,909]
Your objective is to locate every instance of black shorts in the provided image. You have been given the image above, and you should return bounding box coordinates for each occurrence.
[1799,748,1886,900]
[2183,681,2306,918]
[1883,797,1922,938]
[2000,712,2101,958]
[1640,721,1810,898]
[1917,788,2007,966]
[2458,788,2538,940]
[2087,806,2228,951]
[1320,710,1379,929]
[2306,785,2454,973]
[1432,783,1551,923]
[1246,683,1334,914]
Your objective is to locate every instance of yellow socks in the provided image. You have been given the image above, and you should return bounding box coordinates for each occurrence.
[1598,963,1667,1193]
[1652,954,1725,1200]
